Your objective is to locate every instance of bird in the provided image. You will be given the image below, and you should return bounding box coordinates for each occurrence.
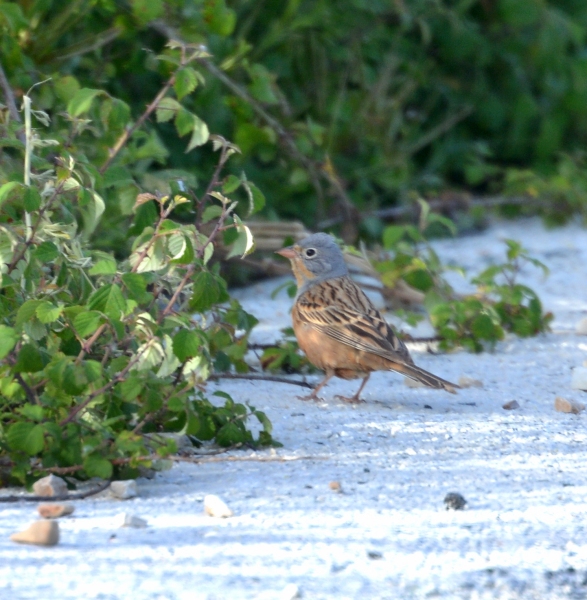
[275,232,459,402]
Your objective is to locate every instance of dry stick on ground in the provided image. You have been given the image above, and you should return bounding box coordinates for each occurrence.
[208,373,313,390]
[0,480,111,504]
[168,454,328,465]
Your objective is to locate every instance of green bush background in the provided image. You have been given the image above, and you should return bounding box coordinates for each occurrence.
[3,0,587,245]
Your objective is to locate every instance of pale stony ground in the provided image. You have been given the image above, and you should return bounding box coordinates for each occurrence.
[2,218,587,599]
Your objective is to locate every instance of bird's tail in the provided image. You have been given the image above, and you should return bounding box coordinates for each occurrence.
[392,362,459,394]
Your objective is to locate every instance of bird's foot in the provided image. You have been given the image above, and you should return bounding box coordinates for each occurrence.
[334,394,365,404]
[297,392,325,402]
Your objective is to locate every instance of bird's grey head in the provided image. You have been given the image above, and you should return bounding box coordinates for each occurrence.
[274,232,348,296]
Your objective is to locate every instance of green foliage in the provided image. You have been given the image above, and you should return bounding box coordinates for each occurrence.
[374,203,552,352]
[2,0,587,236]
[260,328,313,375]
[0,43,276,485]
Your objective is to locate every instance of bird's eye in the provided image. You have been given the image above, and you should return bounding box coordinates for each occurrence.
[304,248,317,258]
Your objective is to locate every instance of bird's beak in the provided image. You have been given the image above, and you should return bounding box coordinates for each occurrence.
[275,246,297,259]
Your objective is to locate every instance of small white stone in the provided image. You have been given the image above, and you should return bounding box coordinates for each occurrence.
[571,367,587,391]
[109,480,137,500]
[32,475,68,497]
[576,317,587,335]
[116,513,147,528]
[204,494,233,518]
[280,583,301,600]
[555,396,585,414]
[37,503,75,519]
[10,520,59,546]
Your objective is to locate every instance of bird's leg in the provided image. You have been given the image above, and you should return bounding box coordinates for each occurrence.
[335,374,370,404]
[298,372,334,402]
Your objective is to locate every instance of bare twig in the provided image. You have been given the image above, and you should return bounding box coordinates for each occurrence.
[14,374,39,405]
[168,453,328,464]
[0,61,24,143]
[318,194,536,230]
[100,74,176,174]
[0,480,110,504]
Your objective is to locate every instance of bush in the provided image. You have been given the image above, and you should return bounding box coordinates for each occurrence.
[0,41,275,486]
[3,0,587,237]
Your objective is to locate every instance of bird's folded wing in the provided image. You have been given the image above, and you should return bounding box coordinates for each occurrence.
[297,279,411,363]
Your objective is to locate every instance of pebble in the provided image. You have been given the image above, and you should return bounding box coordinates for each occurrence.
[110,480,137,500]
[571,367,587,391]
[10,520,59,546]
[204,494,233,518]
[502,400,520,410]
[37,503,75,519]
[554,396,585,415]
[116,513,148,528]
[575,317,587,335]
[329,481,342,493]
[444,492,467,510]
[32,475,68,497]
[458,376,484,388]
[279,583,301,600]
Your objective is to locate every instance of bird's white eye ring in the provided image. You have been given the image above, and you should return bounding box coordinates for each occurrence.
[304,248,317,258]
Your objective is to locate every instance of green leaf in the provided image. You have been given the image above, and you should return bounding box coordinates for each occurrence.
[79,189,105,237]
[121,273,151,303]
[175,108,195,136]
[216,422,247,447]
[132,0,163,24]
[23,186,41,211]
[67,88,105,116]
[156,97,181,123]
[174,67,199,101]
[0,181,22,208]
[83,454,113,479]
[88,284,127,319]
[201,205,223,224]
[173,330,202,362]
[382,225,406,249]
[33,241,59,262]
[89,253,117,276]
[118,375,143,401]
[0,325,17,359]
[73,311,102,337]
[36,301,63,324]
[247,182,265,215]
[102,166,134,188]
[7,422,45,455]
[189,271,227,312]
[226,218,255,258]
[222,174,241,194]
[186,114,210,151]
[84,360,102,383]
[14,344,45,373]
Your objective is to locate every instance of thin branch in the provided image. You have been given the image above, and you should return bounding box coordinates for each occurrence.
[168,453,328,464]
[318,194,537,230]
[0,480,110,504]
[406,105,473,156]
[209,373,313,389]
[100,74,176,174]
[0,60,25,143]
[14,374,39,405]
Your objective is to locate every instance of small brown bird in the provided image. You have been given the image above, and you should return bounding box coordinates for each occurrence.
[276,233,459,402]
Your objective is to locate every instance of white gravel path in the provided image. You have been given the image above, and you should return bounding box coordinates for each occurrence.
[2,218,587,599]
